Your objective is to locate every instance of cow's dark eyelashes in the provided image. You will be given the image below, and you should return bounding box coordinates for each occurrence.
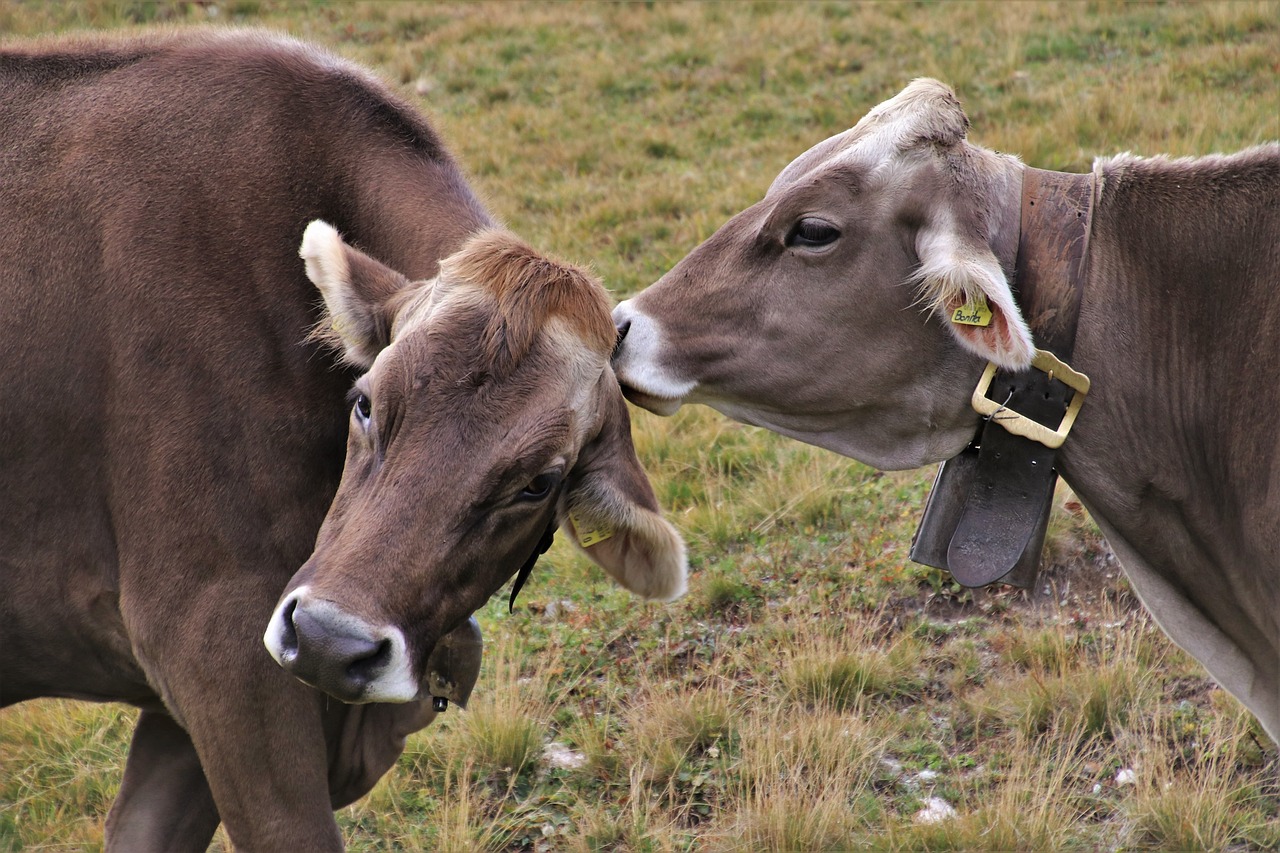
[520,471,562,501]
[786,217,840,249]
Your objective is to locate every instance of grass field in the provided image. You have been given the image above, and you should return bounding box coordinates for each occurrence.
[2,1,1279,850]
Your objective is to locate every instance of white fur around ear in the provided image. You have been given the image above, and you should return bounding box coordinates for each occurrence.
[916,221,1034,370]
[299,219,411,368]
[301,220,352,318]
[560,379,688,602]
[565,498,687,601]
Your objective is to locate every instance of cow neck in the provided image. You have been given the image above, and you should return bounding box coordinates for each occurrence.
[909,166,1095,590]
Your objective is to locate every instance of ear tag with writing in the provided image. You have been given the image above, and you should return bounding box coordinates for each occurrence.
[569,511,615,547]
[951,293,993,327]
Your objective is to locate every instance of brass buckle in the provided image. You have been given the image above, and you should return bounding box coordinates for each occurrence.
[971,349,1090,449]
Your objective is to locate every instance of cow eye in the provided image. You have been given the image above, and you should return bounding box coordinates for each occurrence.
[787,217,840,249]
[354,393,372,424]
[521,472,561,501]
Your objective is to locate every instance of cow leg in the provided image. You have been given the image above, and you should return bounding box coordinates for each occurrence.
[122,586,345,849]
[105,710,220,852]
[166,674,344,851]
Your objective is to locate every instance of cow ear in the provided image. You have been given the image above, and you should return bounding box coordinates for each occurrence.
[559,377,687,601]
[300,220,412,368]
[915,220,1035,370]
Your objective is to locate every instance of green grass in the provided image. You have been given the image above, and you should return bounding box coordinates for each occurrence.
[3,1,1279,850]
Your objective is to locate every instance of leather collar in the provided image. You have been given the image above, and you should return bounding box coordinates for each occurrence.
[1013,167,1095,365]
[909,167,1094,589]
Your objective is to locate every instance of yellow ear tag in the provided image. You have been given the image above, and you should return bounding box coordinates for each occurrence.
[569,511,614,548]
[951,293,993,327]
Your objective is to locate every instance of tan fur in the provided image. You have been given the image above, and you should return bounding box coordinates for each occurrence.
[439,229,616,372]
[564,481,686,601]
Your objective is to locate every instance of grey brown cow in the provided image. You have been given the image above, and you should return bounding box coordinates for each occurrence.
[1,29,684,850]
[613,78,1280,742]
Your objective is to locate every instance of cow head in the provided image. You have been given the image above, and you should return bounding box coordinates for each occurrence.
[265,224,686,703]
[612,79,1031,470]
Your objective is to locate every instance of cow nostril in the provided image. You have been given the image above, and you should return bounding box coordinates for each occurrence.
[278,597,300,658]
[345,637,392,687]
[284,603,394,700]
[613,320,631,359]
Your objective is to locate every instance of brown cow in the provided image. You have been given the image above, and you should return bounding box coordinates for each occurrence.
[612,78,1280,742]
[0,29,684,850]
[263,223,687,702]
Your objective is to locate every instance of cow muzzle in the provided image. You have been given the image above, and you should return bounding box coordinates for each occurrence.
[609,300,694,415]
[263,586,418,703]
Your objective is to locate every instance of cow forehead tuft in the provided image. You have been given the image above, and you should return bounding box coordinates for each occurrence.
[439,229,617,363]
[772,78,969,192]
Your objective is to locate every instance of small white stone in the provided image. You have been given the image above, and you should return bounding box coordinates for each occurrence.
[1115,768,1137,786]
[913,797,957,825]
[1092,783,1102,794]
[543,741,587,770]
[545,599,576,619]
[916,769,940,783]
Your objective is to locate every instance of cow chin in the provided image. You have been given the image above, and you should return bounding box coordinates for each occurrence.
[619,384,684,416]
[706,400,973,473]
[263,586,420,704]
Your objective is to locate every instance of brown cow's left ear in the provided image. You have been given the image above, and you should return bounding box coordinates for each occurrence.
[559,376,687,601]
[300,220,413,368]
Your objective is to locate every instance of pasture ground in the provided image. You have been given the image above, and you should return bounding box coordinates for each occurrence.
[2,1,1278,850]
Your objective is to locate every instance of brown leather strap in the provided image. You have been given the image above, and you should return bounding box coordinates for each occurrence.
[1013,167,1094,361]
[910,168,1093,589]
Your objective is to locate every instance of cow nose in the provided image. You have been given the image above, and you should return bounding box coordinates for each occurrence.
[275,596,392,701]
[613,319,631,359]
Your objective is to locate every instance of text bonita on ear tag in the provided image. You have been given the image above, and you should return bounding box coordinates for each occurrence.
[951,293,993,327]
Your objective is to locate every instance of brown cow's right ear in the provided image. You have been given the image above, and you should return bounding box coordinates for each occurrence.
[560,377,687,601]
[915,218,1035,371]
[300,220,412,368]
